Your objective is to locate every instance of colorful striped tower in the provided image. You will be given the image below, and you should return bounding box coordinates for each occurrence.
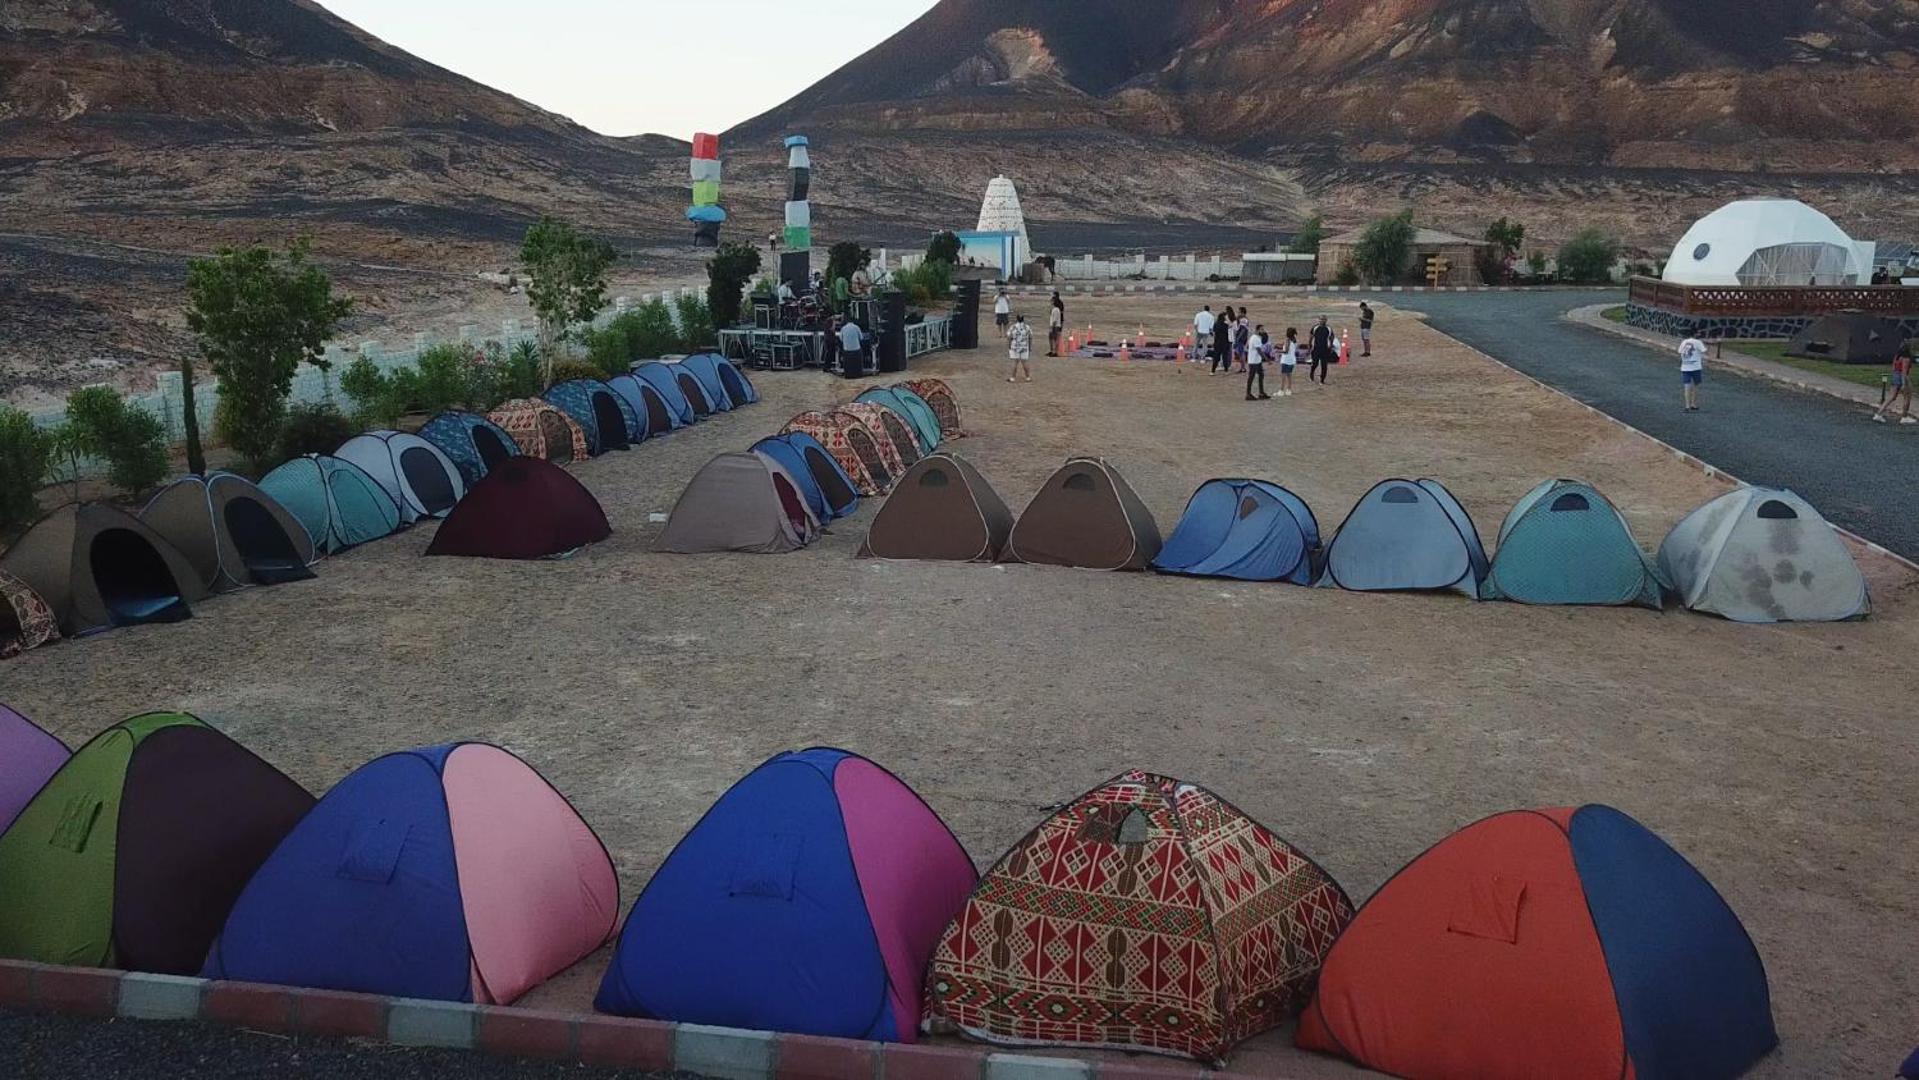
[688,133,724,248]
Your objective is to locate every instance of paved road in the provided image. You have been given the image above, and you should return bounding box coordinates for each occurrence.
[2,1011,697,1079]
[1381,288,1919,562]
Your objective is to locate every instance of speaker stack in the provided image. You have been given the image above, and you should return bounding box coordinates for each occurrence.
[953,279,981,350]
[877,290,908,373]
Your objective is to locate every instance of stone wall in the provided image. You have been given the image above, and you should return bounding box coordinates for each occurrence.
[1625,303,1919,341]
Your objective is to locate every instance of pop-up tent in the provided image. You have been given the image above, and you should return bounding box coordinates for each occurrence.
[838,403,922,470]
[1007,458,1163,570]
[606,374,674,440]
[857,388,942,453]
[1153,479,1320,584]
[771,432,860,519]
[0,712,314,974]
[419,411,522,487]
[1658,487,1868,622]
[426,457,611,560]
[927,770,1353,1064]
[0,704,67,835]
[752,437,855,523]
[488,398,591,464]
[1483,480,1667,608]
[862,453,1013,562]
[140,473,316,592]
[663,363,717,418]
[205,743,618,1004]
[631,362,698,428]
[596,749,976,1041]
[901,378,962,438]
[783,411,891,495]
[1298,805,1777,1080]
[682,353,757,408]
[1786,312,1908,366]
[1,503,208,635]
[656,453,820,554]
[0,570,60,660]
[259,454,404,555]
[336,431,464,523]
[545,378,641,454]
[1323,478,1489,597]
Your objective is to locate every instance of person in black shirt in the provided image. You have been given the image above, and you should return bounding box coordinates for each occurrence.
[1309,316,1337,385]
[1359,301,1375,357]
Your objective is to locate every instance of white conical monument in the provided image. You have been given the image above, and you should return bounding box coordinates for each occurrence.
[976,175,1031,265]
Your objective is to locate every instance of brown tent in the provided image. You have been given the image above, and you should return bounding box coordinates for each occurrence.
[0,569,60,659]
[861,453,1014,562]
[656,453,821,554]
[140,473,316,593]
[835,403,919,475]
[487,399,590,464]
[1786,312,1909,366]
[901,378,963,437]
[0,503,209,635]
[782,411,892,495]
[1006,457,1163,570]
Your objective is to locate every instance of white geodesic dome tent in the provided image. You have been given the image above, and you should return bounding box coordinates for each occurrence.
[1662,200,1874,287]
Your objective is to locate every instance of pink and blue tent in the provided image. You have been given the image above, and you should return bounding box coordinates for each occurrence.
[596,748,975,1041]
[0,704,68,835]
[205,743,617,1005]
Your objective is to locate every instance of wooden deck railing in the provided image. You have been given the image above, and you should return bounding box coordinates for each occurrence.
[1629,277,1919,317]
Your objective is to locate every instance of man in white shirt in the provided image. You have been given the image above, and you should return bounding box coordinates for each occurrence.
[1679,336,1707,412]
[776,280,795,303]
[1193,306,1216,363]
[994,290,1012,337]
[839,318,865,374]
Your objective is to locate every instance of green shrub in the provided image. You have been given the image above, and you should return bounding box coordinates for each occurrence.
[674,293,713,351]
[706,242,762,331]
[547,360,605,388]
[894,259,954,307]
[1352,211,1415,285]
[275,401,356,464]
[1288,216,1325,255]
[1334,262,1361,287]
[1558,229,1622,285]
[409,343,478,415]
[0,406,50,535]
[926,231,961,264]
[63,386,169,495]
[339,357,405,430]
[583,322,632,378]
[826,241,872,287]
[501,342,543,401]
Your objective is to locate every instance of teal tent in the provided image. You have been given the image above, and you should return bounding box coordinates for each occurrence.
[1482,479,1667,608]
[259,455,404,555]
[857,388,941,452]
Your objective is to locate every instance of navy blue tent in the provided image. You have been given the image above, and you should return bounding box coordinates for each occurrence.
[1152,479,1320,584]
[684,352,757,407]
[631,362,697,428]
[544,379,641,454]
[419,411,521,487]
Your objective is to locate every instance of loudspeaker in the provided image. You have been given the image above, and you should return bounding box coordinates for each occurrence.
[953,279,981,350]
[780,250,810,290]
[877,291,907,373]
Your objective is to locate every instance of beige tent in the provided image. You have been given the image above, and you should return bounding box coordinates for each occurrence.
[1006,457,1163,570]
[0,503,209,635]
[656,453,821,554]
[861,453,1014,562]
[140,473,316,593]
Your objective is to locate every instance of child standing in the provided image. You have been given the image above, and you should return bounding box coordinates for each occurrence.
[1007,314,1033,382]
[1277,327,1299,396]
[1246,324,1271,400]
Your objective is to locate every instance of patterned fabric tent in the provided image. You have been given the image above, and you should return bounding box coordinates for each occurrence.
[901,379,963,438]
[486,399,590,465]
[782,412,890,496]
[925,770,1353,1064]
[0,570,60,660]
[834,404,917,477]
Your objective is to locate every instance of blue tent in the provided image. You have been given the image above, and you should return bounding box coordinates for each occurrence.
[1483,479,1667,608]
[595,748,976,1041]
[605,375,672,441]
[544,379,641,454]
[753,437,842,522]
[1322,478,1488,597]
[777,432,858,519]
[418,411,522,487]
[1152,479,1320,584]
[631,362,697,428]
[684,353,757,407]
[651,361,717,419]
[856,389,941,453]
[258,454,404,555]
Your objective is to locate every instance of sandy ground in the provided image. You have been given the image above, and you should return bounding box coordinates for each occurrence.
[2,296,1914,1078]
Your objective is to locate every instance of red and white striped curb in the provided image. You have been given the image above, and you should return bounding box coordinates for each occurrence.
[0,959,1281,1079]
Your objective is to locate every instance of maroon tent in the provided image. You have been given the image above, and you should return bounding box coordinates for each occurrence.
[425,456,612,560]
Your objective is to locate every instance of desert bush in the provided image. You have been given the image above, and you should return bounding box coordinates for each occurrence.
[925,231,961,265]
[0,406,50,534]
[547,359,605,388]
[1334,262,1361,287]
[674,293,713,350]
[894,259,954,307]
[63,386,169,495]
[339,357,406,430]
[408,343,478,415]
[1288,216,1325,255]
[1352,211,1415,285]
[275,401,356,464]
[1558,229,1622,285]
[706,242,762,331]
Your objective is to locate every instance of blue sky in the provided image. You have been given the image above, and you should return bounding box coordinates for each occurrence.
[317,1,938,137]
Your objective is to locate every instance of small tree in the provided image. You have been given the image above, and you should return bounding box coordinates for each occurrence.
[925,231,961,265]
[0,406,51,535]
[1526,250,1550,279]
[1352,211,1416,285]
[673,293,713,352]
[186,239,351,473]
[64,386,168,496]
[339,357,406,430]
[706,241,762,332]
[1483,217,1526,285]
[1288,216,1326,255]
[178,353,205,475]
[1558,229,1622,285]
[520,216,617,383]
[826,241,872,287]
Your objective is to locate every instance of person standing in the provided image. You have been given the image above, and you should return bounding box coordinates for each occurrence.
[1233,311,1252,374]
[1048,292,1066,356]
[1872,341,1915,423]
[1007,314,1033,382]
[1679,335,1707,412]
[1193,305,1217,365]
[838,317,866,376]
[1246,324,1271,400]
[994,289,1012,338]
[1359,301,1376,357]
[1212,305,1236,375]
[1277,327,1299,396]
[1309,316,1336,385]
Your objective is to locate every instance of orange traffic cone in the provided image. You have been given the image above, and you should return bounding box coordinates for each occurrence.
[1339,329,1351,365]
[1119,339,1133,362]
[1175,341,1187,369]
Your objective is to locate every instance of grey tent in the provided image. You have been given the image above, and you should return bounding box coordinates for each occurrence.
[1323,478,1489,597]
[140,474,316,592]
[861,453,1014,562]
[1005,458,1162,570]
[0,503,209,635]
[656,453,821,554]
[1786,312,1908,366]
[1658,487,1868,622]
